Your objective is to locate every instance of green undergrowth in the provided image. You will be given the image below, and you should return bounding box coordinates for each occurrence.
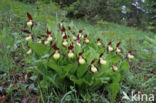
[0,0,155,103]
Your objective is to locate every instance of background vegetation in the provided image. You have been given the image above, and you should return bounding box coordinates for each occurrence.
[0,0,155,102]
[18,0,156,32]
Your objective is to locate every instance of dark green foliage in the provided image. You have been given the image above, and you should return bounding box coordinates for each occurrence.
[66,0,123,22]
[146,0,156,32]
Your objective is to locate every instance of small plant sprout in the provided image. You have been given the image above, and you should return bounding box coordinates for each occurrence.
[53,44,60,60]
[127,51,134,59]
[107,41,113,52]
[84,35,89,43]
[22,30,33,41]
[97,38,102,46]
[61,27,66,37]
[98,53,107,65]
[112,64,118,72]
[68,44,74,58]
[116,42,121,53]
[90,60,98,73]
[78,52,86,64]
[62,35,68,47]
[27,48,32,55]
[26,12,33,27]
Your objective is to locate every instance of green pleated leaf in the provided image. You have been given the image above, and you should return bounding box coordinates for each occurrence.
[76,64,88,78]
[70,75,83,86]
[28,42,49,56]
[47,60,63,75]
[107,82,120,103]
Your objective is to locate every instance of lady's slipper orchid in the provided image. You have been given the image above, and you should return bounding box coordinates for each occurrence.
[91,65,98,72]
[76,42,81,47]
[26,12,33,28]
[27,49,32,55]
[127,51,134,59]
[40,35,49,45]
[27,20,33,27]
[53,50,60,60]
[53,44,60,60]
[112,64,118,72]
[107,41,113,52]
[90,60,98,73]
[68,26,71,31]
[79,56,85,64]
[46,29,53,42]
[78,30,83,38]
[100,58,107,65]
[84,35,89,43]
[22,30,33,41]
[44,40,50,45]
[97,38,102,46]
[25,35,32,41]
[68,44,74,58]
[59,20,64,28]
[43,29,53,45]
[75,36,81,47]
[73,36,77,40]
[98,53,107,65]
[37,36,42,43]
[78,52,86,64]
[61,27,66,37]
[47,35,53,42]
[116,42,121,53]
[72,32,77,40]
[62,35,68,46]
[116,48,121,53]
[62,40,68,47]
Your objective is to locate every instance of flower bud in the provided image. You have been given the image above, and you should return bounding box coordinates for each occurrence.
[53,50,60,60]
[25,35,32,41]
[91,65,98,73]
[27,20,32,27]
[127,53,134,59]
[100,58,107,65]
[68,50,74,58]
[27,49,32,55]
[108,46,113,52]
[79,56,86,64]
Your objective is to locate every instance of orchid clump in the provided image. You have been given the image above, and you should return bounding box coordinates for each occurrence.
[22,12,133,102]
